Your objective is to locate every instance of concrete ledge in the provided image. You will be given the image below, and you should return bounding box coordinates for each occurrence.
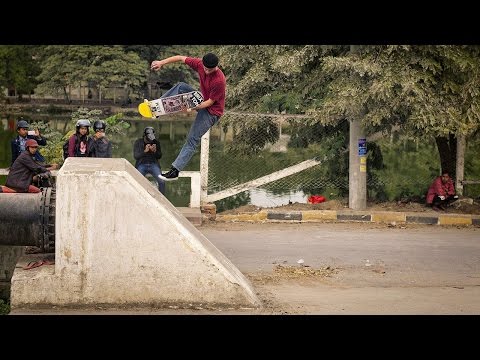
[371,212,406,223]
[302,210,337,221]
[406,215,438,225]
[438,215,472,225]
[337,213,371,222]
[217,210,268,222]
[267,212,302,221]
[11,158,260,310]
[216,209,480,226]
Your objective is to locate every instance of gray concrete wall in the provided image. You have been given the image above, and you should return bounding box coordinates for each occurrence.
[11,158,260,310]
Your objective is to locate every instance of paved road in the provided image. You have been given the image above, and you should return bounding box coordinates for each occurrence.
[11,222,480,315]
[200,222,480,314]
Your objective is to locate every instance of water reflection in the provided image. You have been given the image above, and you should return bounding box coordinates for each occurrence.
[249,188,308,208]
[1,115,309,210]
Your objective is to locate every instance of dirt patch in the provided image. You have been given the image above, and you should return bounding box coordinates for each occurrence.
[219,198,480,215]
[247,264,339,285]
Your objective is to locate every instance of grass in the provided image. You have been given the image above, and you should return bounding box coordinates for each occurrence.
[0,299,10,315]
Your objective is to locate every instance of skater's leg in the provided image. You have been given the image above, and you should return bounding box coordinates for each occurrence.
[161,82,195,98]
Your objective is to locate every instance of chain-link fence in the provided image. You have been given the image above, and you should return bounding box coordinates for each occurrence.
[205,112,480,210]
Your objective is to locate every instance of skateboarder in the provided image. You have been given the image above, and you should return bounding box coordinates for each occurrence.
[150,52,226,181]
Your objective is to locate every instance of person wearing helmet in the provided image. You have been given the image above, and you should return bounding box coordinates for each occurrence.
[4,139,57,193]
[68,119,91,157]
[89,120,112,158]
[10,119,47,166]
[133,126,165,195]
[150,52,226,181]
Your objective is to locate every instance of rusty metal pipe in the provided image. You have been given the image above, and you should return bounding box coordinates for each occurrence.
[0,188,55,252]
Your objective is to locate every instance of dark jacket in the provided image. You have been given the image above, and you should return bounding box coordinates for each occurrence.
[89,136,112,158]
[11,135,47,165]
[5,151,49,192]
[133,138,162,167]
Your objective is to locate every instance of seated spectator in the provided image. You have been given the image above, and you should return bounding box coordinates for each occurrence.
[11,119,47,165]
[68,119,91,158]
[4,139,57,193]
[89,120,112,158]
[426,171,459,211]
[133,127,165,195]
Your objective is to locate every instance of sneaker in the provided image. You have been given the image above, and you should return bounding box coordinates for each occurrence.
[158,167,179,181]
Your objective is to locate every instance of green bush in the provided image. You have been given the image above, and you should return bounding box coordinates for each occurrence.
[0,299,10,315]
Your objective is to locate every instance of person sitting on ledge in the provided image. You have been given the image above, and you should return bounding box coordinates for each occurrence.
[426,170,459,211]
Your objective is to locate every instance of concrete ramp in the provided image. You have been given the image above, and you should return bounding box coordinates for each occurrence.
[11,158,260,310]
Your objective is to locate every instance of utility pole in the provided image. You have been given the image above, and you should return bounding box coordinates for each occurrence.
[349,45,367,210]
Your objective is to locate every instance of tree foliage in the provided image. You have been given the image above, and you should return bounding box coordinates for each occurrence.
[33,107,130,166]
[218,45,348,113]
[219,45,480,175]
[35,46,148,101]
[0,45,40,97]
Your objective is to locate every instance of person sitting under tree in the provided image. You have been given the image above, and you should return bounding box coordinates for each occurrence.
[426,170,459,211]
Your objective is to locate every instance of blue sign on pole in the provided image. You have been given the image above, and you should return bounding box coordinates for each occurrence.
[358,138,367,156]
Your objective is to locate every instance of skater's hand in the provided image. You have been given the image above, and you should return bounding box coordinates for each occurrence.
[439,195,446,201]
[151,60,163,71]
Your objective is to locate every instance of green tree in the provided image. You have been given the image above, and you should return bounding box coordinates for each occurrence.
[218,45,347,113]
[220,45,480,179]
[0,45,41,99]
[314,45,480,177]
[36,107,130,166]
[35,45,148,103]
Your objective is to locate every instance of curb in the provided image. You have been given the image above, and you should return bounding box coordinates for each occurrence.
[216,209,480,226]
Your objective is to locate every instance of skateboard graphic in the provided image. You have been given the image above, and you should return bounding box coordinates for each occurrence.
[138,91,204,118]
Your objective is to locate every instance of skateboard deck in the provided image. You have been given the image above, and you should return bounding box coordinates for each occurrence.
[138,91,204,118]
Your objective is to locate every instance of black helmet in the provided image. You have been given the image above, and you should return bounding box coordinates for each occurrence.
[93,120,106,131]
[17,120,30,129]
[144,127,155,142]
[76,119,91,129]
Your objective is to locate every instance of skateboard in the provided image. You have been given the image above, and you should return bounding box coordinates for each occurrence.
[138,91,204,118]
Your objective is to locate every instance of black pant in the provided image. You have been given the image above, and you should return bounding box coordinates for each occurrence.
[431,195,458,207]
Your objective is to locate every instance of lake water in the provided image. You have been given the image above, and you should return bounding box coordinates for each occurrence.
[1,114,310,211]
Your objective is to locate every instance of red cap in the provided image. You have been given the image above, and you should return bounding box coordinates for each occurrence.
[25,139,39,148]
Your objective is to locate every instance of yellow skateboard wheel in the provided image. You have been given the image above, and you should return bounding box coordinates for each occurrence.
[138,100,154,118]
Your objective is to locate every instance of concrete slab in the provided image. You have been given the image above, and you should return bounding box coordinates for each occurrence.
[178,207,202,226]
[11,158,260,311]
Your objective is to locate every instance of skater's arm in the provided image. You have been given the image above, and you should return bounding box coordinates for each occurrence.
[151,56,187,71]
[187,99,215,112]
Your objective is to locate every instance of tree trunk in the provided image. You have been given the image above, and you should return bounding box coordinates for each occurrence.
[63,87,70,103]
[435,133,457,178]
[455,134,465,195]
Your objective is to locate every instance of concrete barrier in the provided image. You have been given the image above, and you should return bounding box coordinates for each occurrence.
[11,158,260,310]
